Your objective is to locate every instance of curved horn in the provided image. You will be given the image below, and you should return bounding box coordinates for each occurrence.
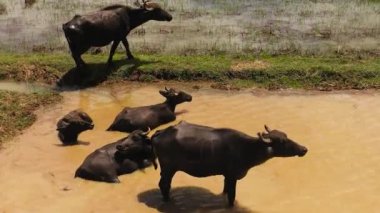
[258,132,271,143]
[264,125,271,133]
[165,86,169,91]
[134,0,141,7]
[142,127,151,135]
[144,1,161,9]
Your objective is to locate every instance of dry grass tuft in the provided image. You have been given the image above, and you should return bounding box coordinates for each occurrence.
[231,60,271,71]
[0,3,6,15]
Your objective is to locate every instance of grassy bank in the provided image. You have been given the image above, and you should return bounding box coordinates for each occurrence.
[0,90,62,145]
[1,53,380,90]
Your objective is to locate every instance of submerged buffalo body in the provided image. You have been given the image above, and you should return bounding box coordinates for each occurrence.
[62,1,172,68]
[56,110,94,145]
[107,88,192,133]
[152,121,308,206]
[75,130,156,183]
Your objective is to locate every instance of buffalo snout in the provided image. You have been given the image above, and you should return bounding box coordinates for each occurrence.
[87,123,95,130]
[178,91,192,102]
[116,144,130,152]
[298,146,308,157]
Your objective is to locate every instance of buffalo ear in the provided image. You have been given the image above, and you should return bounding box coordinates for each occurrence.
[258,132,271,143]
[159,90,168,97]
[131,134,140,142]
[134,0,141,7]
[57,120,70,130]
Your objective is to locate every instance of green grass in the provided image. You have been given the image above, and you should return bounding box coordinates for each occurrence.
[0,90,62,144]
[1,52,380,90]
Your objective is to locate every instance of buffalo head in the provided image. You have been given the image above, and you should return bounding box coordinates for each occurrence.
[116,129,156,165]
[159,87,192,104]
[56,110,94,144]
[258,125,308,157]
[60,110,94,131]
[137,0,173,21]
[116,129,151,153]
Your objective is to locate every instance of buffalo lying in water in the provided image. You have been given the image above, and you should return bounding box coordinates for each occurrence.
[75,130,156,183]
[107,87,192,133]
[152,121,308,206]
[56,110,94,145]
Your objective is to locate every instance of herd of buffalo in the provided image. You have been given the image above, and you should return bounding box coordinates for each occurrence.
[56,88,307,207]
[56,0,308,208]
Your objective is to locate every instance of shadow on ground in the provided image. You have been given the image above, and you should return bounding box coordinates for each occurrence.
[55,58,155,90]
[54,141,91,147]
[138,186,254,213]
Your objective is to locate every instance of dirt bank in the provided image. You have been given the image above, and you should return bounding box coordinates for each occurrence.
[0,83,61,144]
[1,53,379,90]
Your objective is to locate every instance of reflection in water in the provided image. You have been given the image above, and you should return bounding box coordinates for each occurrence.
[0,83,379,212]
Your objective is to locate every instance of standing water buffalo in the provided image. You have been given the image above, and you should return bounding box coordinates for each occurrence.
[62,0,173,68]
[56,110,94,145]
[152,121,308,207]
[75,130,156,183]
[107,87,192,133]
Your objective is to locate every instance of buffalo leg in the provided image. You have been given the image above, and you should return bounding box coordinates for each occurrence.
[122,38,134,60]
[159,169,175,202]
[107,40,121,66]
[68,42,86,68]
[225,178,237,207]
[222,177,228,194]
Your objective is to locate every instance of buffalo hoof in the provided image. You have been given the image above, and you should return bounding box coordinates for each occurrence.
[76,63,87,71]
[105,177,120,183]
[228,200,235,208]
[162,196,170,202]
[111,178,121,183]
[107,61,115,68]
[127,56,135,60]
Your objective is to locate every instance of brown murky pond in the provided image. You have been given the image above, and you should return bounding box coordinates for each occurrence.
[1,83,379,213]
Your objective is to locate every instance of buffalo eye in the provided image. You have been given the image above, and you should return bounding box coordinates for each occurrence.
[131,134,141,141]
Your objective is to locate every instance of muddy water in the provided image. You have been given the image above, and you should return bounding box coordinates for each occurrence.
[0,83,379,213]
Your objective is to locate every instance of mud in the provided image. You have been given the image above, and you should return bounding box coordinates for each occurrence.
[0,83,379,212]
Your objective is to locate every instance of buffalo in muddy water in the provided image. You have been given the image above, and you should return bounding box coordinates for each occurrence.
[75,130,157,183]
[107,87,192,133]
[56,110,94,145]
[152,122,308,207]
[62,0,172,68]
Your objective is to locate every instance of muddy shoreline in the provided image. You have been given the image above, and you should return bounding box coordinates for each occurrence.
[2,79,380,146]
[1,53,379,91]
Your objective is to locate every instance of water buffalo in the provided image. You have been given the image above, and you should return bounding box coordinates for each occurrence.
[56,110,94,145]
[152,121,308,207]
[62,0,173,68]
[107,87,192,133]
[75,130,156,183]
